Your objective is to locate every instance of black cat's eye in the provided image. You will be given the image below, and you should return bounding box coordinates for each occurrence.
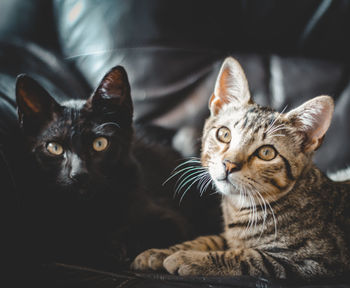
[256,145,277,161]
[46,142,64,156]
[216,127,231,143]
[93,137,109,152]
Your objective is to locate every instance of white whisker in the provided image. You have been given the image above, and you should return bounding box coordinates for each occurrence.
[265,105,288,135]
[178,171,208,203]
[163,164,204,186]
[175,170,206,195]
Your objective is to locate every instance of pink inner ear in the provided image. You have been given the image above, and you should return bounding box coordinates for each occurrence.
[209,94,224,115]
[306,101,333,138]
[291,96,334,152]
[216,68,237,104]
[99,72,125,100]
[20,90,41,113]
[209,57,251,115]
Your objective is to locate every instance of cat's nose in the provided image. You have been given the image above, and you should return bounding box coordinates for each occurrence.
[69,171,89,183]
[223,159,241,175]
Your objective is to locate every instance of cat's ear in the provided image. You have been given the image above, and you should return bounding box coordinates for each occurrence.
[209,57,251,116]
[89,66,133,116]
[285,96,334,152]
[16,74,61,125]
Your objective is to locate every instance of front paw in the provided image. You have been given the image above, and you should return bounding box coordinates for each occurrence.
[163,250,208,276]
[131,248,172,271]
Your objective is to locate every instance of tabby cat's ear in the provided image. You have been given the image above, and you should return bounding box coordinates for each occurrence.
[16,74,61,126]
[209,57,251,116]
[286,96,334,152]
[89,66,133,117]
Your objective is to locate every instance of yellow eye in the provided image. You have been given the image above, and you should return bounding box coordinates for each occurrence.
[216,127,231,143]
[46,142,64,156]
[93,137,109,152]
[257,146,277,161]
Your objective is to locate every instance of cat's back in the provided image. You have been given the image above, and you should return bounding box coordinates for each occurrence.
[331,178,350,243]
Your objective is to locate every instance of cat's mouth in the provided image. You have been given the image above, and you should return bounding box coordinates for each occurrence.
[212,171,251,195]
[75,185,96,201]
[60,181,96,201]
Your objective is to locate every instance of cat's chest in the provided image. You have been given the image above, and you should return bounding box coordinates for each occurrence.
[221,199,263,249]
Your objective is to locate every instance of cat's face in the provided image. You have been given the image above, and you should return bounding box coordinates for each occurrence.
[201,57,334,206]
[16,66,134,200]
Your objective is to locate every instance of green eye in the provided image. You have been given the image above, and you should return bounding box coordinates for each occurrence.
[93,137,109,152]
[216,127,231,143]
[46,142,64,156]
[257,145,277,161]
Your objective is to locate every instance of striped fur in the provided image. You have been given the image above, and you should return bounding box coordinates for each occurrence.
[131,57,350,280]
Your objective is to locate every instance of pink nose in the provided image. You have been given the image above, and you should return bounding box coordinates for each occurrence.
[223,159,241,174]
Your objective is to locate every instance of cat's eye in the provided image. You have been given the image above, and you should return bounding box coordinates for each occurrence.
[46,142,64,156]
[216,127,231,143]
[257,145,277,161]
[93,137,109,152]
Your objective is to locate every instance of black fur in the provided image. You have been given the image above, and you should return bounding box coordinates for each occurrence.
[16,66,190,270]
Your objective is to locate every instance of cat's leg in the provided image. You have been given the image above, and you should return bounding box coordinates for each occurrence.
[163,248,292,278]
[131,234,226,271]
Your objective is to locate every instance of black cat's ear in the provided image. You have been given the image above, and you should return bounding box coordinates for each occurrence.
[285,96,334,152]
[16,74,61,125]
[89,66,133,116]
[209,57,252,116]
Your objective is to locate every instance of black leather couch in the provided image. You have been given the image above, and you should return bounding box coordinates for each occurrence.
[1,1,350,287]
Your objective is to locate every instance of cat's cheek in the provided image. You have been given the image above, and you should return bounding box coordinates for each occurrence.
[34,152,62,177]
[208,161,226,180]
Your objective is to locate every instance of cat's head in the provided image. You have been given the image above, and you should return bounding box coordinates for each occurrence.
[16,66,134,200]
[201,57,334,205]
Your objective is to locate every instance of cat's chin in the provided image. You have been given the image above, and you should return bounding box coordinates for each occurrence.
[213,179,240,196]
[76,188,95,201]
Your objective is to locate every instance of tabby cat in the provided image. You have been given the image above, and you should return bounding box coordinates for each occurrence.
[16,66,191,268]
[131,57,350,280]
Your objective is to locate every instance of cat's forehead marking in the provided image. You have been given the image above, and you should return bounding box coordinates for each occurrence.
[219,104,274,133]
[215,103,281,152]
[61,100,88,132]
[62,99,86,110]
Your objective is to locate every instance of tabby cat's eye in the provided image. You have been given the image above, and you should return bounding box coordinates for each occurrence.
[46,142,64,156]
[216,127,231,143]
[93,137,109,152]
[257,145,277,161]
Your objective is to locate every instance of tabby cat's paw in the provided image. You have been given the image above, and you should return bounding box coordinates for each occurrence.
[131,249,172,271]
[163,250,207,276]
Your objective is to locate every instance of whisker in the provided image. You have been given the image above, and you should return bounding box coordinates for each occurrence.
[245,189,254,233]
[178,171,208,203]
[266,124,286,136]
[267,129,286,137]
[260,188,278,239]
[268,134,285,138]
[198,173,212,196]
[175,170,206,195]
[253,188,268,239]
[265,105,288,134]
[174,168,207,193]
[163,165,204,186]
[202,179,213,196]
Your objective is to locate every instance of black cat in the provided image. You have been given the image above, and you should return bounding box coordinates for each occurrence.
[16,66,191,270]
